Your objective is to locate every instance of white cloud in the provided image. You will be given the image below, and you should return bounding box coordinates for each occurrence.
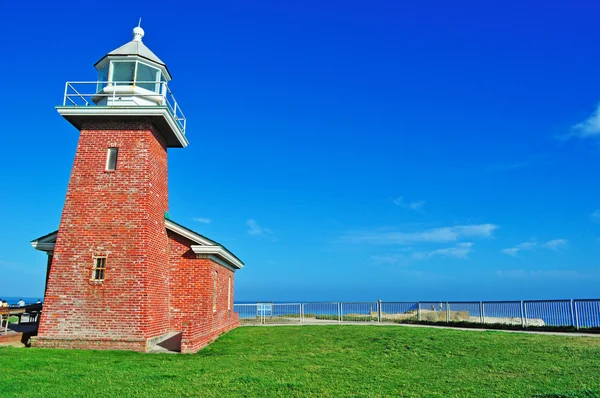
[495,269,583,279]
[193,217,212,224]
[371,242,474,265]
[591,210,600,223]
[501,248,521,257]
[424,242,474,259]
[502,238,568,256]
[516,240,537,251]
[393,196,425,212]
[370,255,405,265]
[571,103,600,138]
[246,219,274,237]
[340,224,497,246]
[541,239,568,251]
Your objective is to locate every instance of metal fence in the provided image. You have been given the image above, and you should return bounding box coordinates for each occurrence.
[62,81,187,134]
[234,299,600,330]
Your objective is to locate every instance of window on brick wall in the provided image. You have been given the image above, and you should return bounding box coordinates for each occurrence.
[92,257,107,281]
[106,148,118,171]
[213,271,218,312]
[228,276,232,310]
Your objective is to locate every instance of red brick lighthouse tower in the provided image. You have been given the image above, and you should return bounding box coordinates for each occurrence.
[31,26,244,353]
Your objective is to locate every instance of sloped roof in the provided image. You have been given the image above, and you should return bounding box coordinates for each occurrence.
[30,218,244,270]
[165,218,244,269]
[101,39,166,67]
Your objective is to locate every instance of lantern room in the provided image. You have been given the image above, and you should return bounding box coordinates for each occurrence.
[56,25,188,148]
[93,26,171,107]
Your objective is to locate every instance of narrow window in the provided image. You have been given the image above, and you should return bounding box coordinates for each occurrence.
[228,276,232,310]
[106,148,118,170]
[213,272,218,312]
[92,257,107,281]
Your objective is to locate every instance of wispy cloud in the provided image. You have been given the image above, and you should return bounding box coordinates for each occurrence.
[501,248,521,257]
[393,196,425,212]
[340,224,497,246]
[570,103,600,138]
[415,242,474,260]
[246,219,275,238]
[495,269,585,279]
[541,239,568,251]
[591,210,600,223]
[193,217,212,224]
[486,155,554,172]
[501,238,568,257]
[372,242,474,265]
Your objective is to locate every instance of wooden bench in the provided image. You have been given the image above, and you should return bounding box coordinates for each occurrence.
[0,307,9,334]
[0,304,43,333]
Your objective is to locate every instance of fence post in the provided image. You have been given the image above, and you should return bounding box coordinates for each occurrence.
[377,300,382,322]
[446,302,450,322]
[523,301,528,328]
[574,300,580,330]
[417,302,421,321]
[569,299,575,328]
[338,302,342,322]
[301,303,304,324]
[482,302,486,324]
[520,301,525,328]
[479,301,483,323]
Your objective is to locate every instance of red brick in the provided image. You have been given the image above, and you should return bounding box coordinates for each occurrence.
[34,119,240,353]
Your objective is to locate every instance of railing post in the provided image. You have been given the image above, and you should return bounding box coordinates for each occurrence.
[417,302,421,321]
[520,301,525,328]
[301,303,304,324]
[482,302,485,324]
[377,300,382,322]
[63,82,68,106]
[479,301,483,323]
[338,302,341,322]
[446,302,450,322]
[574,300,580,330]
[569,299,575,328]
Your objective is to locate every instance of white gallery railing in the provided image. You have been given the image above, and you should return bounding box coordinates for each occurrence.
[61,81,186,134]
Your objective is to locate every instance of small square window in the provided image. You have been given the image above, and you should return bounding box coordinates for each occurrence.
[106,148,118,171]
[92,257,107,281]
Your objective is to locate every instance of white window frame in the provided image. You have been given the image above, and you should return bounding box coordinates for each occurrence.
[91,256,107,282]
[106,147,118,171]
[213,271,218,312]
[228,276,232,311]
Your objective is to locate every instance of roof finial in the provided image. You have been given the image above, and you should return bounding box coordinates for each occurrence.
[133,18,144,42]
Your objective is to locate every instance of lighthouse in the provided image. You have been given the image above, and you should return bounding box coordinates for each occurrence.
[31,26,244,353]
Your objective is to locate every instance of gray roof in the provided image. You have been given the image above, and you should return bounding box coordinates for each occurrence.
[94,38,172,79]
[106,40,166,66]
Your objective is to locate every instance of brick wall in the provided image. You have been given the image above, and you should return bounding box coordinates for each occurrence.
[36,119,171,349]
[167,231,239,354]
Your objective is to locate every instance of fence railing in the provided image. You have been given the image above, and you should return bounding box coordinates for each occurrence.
[61,81,186,134]
[234,299,600,330]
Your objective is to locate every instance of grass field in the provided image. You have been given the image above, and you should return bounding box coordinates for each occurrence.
[2,325,600,397]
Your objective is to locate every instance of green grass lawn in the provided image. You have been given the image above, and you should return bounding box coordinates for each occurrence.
[2,325,600,397]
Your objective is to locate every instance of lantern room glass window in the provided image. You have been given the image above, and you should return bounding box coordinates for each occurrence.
[101,60,164,93]
[112,62,135,85]
[97,64,109,92]
[136,63,160,92]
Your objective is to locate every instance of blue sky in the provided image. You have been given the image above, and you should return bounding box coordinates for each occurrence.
[1,0,599,302]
